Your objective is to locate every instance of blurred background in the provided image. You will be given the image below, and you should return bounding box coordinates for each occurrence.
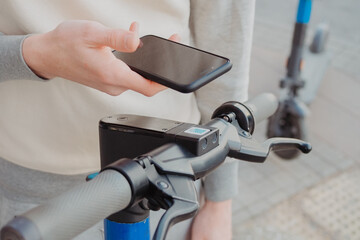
[232,0,360,239]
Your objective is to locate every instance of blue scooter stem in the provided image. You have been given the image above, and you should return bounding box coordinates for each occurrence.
[297,0,312,24]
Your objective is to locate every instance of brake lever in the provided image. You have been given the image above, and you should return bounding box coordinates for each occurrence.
[229,134,312,163]
[145,174,198,240]
[264,137,312,153]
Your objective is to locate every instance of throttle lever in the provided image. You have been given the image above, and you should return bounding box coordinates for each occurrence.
[149,175,199,240]
[229,136,312,163]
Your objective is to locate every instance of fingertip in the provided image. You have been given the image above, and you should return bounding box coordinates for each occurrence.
[143,84,168,97]
[134,78,167,97]
[97,28,138,52]
[149,81,168,95]
[126,22,141,52]
[125,71,167,96]
[125,33,140,52]
[129,21,139,34]
[169,34,181,43]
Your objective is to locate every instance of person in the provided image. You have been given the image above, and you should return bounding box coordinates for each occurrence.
[0,0,255,239]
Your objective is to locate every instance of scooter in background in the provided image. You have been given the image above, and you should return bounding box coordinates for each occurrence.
[267,0,330,159]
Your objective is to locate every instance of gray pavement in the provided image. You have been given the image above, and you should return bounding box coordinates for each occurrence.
[232,0,360,239]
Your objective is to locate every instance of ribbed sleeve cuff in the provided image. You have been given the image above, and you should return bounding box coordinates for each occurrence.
[0,34,46,82]
[203,159,238,202]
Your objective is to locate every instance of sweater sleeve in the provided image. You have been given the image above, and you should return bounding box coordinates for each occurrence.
[0,33,45,82]
[189,0,255,201]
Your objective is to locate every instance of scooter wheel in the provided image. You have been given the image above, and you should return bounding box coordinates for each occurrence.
[267,110,307,160]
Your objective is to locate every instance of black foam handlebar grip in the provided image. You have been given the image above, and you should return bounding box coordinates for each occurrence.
[1,170,131,240]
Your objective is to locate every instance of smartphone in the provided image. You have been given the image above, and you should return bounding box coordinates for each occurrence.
[113,35,232,93]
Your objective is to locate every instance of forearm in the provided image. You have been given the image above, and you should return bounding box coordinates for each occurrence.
[0,33,44,82]
[203,159,239,202]
[1,21,168,97]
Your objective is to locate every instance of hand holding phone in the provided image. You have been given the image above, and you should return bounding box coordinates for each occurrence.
[113,35,232,93]
[22,21,170,96]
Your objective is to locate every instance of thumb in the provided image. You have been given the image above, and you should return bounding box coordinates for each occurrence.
[95,26,140,52]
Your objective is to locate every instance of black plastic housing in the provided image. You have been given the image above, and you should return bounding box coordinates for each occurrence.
[99,114,219,168]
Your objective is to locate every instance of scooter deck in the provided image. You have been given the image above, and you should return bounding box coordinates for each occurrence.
[298,48,332,104]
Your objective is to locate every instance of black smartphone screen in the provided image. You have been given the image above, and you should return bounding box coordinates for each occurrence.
[113,35,232,93]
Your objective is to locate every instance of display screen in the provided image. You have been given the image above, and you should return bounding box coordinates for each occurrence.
[113,35,231,92]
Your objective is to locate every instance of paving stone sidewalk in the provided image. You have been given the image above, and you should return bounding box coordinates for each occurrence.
[232,0,360,239]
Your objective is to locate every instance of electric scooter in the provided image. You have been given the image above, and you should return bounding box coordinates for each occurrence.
[267,0,329,159]
[1,93,312,240]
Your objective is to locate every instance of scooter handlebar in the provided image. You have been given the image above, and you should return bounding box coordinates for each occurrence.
[0,93,282,240]
[1,170,132,240]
